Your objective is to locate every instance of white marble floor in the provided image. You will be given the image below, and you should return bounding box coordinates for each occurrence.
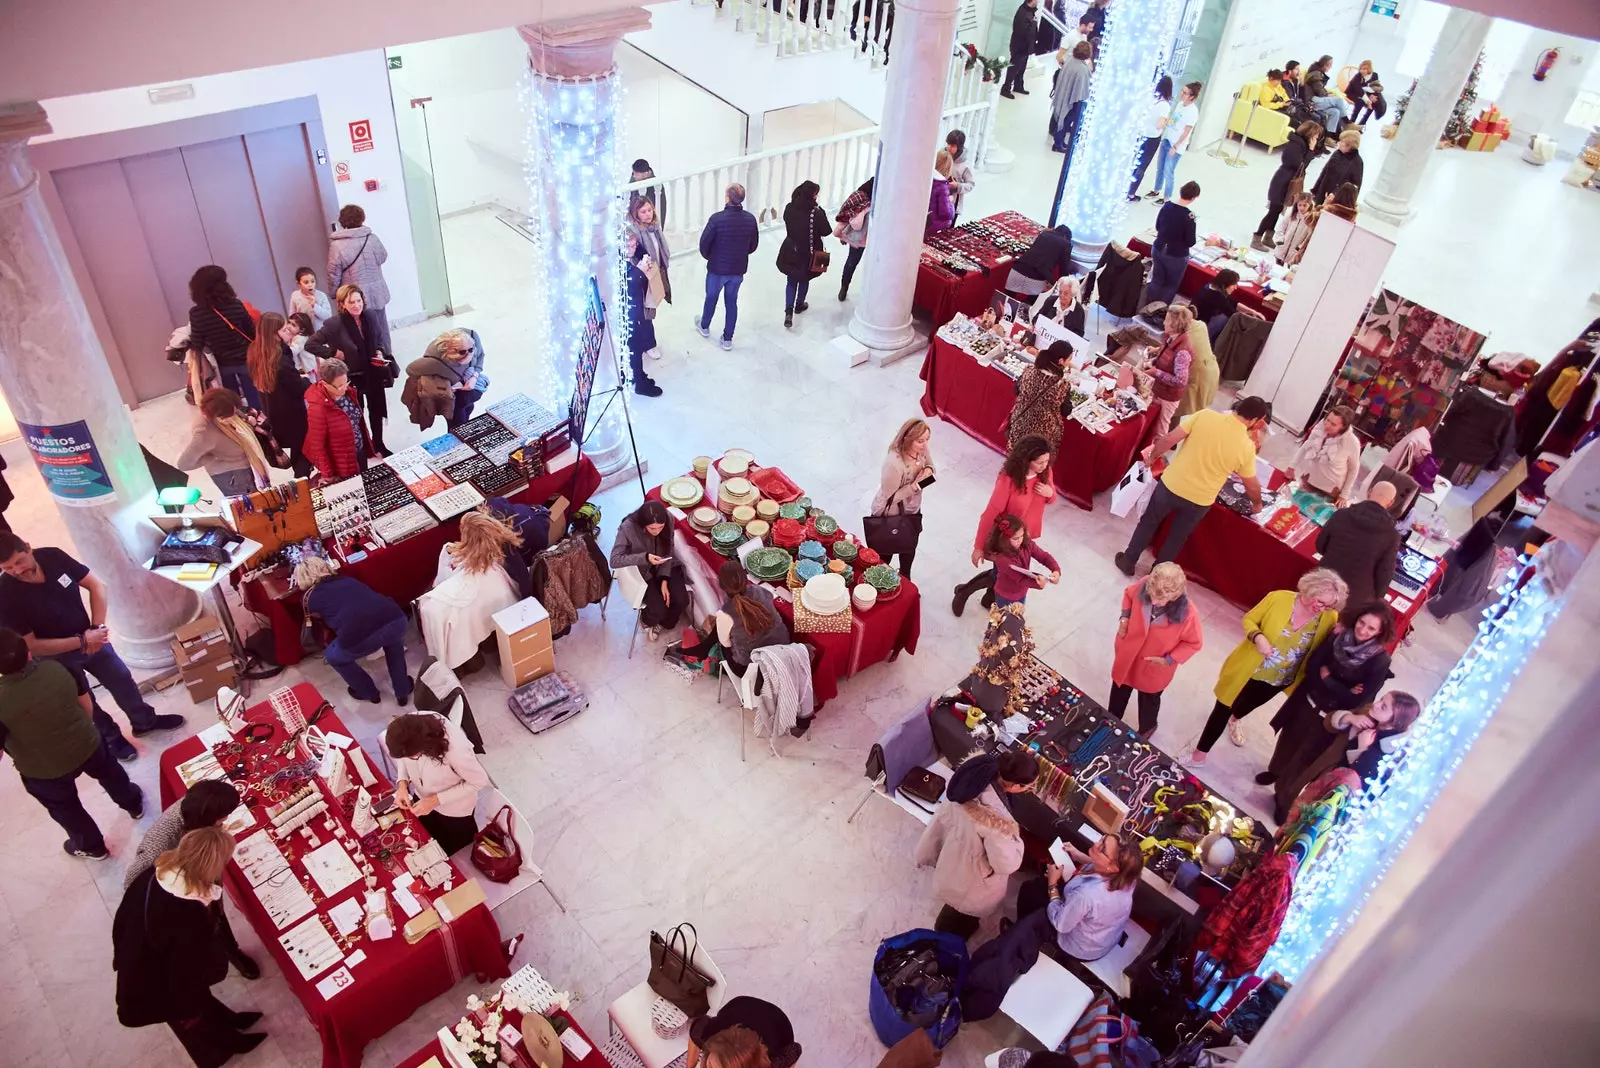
[0,53,1553,1068]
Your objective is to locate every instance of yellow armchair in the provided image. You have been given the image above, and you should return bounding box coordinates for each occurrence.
[1228,82,1291,150]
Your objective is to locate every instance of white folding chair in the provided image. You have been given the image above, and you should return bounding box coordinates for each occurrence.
[999,953,1096,1052]
[447,786,565,913]
[715,658,762,762]
[1081,922,1150,998]
[608,566,650,659]
[608,936,729,1068]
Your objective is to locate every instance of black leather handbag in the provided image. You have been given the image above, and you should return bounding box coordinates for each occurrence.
[647,923,715,1017]
[862,502,922,559]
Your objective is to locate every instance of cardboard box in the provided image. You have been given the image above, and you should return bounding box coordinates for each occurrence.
[174,615,230,662]
[182,658,237,703]
[501,643,555,688]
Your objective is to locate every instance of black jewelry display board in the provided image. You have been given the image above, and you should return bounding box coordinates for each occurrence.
[930,655,1271,887]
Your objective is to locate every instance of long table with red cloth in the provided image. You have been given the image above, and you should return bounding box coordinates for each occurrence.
[919,335,1163,510]
[394,1002,605,1068]
[157,683,508,1068]
[1151,470,1441,645]
[240,451,601,667]
[647,484,921,709]
[1125,236,1280,322]
[913,211,1045,328]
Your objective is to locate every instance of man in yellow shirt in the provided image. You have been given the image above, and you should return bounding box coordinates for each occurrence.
[1115,396,1269,575]
[1259,69,1290,111]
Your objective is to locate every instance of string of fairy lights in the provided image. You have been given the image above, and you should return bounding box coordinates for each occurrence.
[1057,0,1186,250]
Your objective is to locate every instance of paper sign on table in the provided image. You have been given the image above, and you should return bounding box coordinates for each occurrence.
[316,966,355,999]
[344,949,367,968]
[327,897,364,937]
[198,722,233,748]
[560,1028,594,1058]
[393,886,423,918]
[323,731,354,750]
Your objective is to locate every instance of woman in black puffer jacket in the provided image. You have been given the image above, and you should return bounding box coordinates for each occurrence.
[1252,121,1324,250]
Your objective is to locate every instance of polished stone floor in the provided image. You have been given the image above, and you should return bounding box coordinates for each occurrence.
[3,50,1577,1068]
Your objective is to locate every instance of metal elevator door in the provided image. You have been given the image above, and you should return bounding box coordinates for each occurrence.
[52,122,333,404]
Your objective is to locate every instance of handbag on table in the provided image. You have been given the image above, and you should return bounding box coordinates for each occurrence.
[470,804,523,884]
[648,922,716,1017]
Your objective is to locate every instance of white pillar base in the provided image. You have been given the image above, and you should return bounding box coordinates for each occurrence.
[983,143,1016,174]
[1359,192,1415,227]
[594,457,649,495]
[831,334,870,369]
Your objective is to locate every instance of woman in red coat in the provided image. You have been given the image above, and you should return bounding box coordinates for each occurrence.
[1110,562,1203,738]
[302,357,374,481]
[952,435,1054,616]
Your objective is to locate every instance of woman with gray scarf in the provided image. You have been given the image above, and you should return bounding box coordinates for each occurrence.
[1049,42,1093,154]
[628,194,672,313]
[1258,603,1394,821]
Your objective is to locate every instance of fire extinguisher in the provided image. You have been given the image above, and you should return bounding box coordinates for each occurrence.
[1534,48,1560,82]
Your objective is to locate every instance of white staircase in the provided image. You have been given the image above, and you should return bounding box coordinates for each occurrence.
[622,0,1003,235]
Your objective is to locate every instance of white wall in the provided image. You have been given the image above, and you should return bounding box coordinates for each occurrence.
[1190,0,1368,150]
[1474,28,1597,155]
[37,50,426,328]
[386,30,533,218]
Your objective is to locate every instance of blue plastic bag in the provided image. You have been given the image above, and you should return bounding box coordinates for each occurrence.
[868,928,970,1050]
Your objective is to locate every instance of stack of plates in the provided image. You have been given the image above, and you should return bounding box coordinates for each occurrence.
[826,559,849,577]
[833,540,859,563]
[661,477,704,510]
[718,476,761,513]
[797,540,826,563]
[795,559,826,583]
[745,519,770,541]
[710,522,745,555]
[745,546,792,582]
[771,518,805,549]
[801,573,850,616]
[731,505,756,525]
[756,500,780,521]
[853,583,878,611]
[689,506,720,534]
[777,502,806,521]
[715,449,756,479]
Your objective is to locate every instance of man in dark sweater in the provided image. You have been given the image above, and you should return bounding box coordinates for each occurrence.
[1316,481,1401,607]
[1145,180,1200,310]
[1001,0,1039,98]
[697,183,761,351]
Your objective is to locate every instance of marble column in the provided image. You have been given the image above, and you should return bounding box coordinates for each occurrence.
[519,7,652,479]
[846,0,962,364]
[1362,7,1492,226]
[0,104,198,667]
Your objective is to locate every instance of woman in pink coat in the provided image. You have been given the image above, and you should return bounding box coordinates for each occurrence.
[953,435,1054,616]
[1110,563,1203,738]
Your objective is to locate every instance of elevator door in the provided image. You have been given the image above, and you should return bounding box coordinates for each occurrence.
[51,122,333,404]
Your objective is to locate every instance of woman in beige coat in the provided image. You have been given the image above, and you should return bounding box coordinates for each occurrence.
[914,749,1039,939]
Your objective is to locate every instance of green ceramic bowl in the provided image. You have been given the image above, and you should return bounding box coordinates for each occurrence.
[813,515,839,536]
[863,563,901,592]
[832,540,859,562]
[778,502,806,521]
[710,521,744,545]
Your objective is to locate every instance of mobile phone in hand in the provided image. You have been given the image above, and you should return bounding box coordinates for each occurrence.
[918,473,937,488]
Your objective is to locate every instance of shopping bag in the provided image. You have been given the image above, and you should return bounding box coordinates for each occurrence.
[648,923,715,1017]
[1109,461,1152,518]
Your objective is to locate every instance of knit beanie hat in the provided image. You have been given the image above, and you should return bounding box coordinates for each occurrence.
[946,752,999,803]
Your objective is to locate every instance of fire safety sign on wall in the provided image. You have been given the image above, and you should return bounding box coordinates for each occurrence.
[349,119,374,153]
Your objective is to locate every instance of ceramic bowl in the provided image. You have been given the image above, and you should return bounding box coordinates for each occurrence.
[711,521,744,545]
[731,505,756,524]
[797,539,826,562]
[692,455,712,478]
[723,448,755,470]
[756,499,781,520]
[795,559,826,582]
[853,583,878,611]
[795,497,812,510]
[690,505,720,530]
[721,476,754,498]
[813,515,839,537]
[745,546,792,581]
[832,540,858,562]
[744,519,770,540]
[863,563,901,591]
[778,502,806,521]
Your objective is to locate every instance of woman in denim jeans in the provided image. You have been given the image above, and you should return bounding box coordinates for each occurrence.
[776,181,830,329]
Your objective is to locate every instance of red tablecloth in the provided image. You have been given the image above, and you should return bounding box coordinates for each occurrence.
[241,453,602,667]
[649,482,921,709]
[1152,474,1441,645]
[913,211,1046,328]
[1125,236,1280,322]
[919,336,1162,510]
[394,1006,606,1068]
[157,683,508,1068]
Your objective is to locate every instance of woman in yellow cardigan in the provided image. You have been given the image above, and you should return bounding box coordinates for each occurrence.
[1189,568,1348,765]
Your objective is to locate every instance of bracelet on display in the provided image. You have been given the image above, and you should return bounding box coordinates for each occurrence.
[243,722,276,745]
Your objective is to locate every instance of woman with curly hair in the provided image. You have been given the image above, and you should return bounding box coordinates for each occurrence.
[385,711,488,854]
[953,435,1054,616]
[420,510,523,672]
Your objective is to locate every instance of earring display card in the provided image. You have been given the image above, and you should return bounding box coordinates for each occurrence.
[257,867,317,929]
[452,414,519,464]
[422,482,486,521]
[421,432,478,473]
[312,475,372,539]
[371,502,439,544]
[279,914,344,979]
[235,829,291,886]
[303,839,363,898]
[468,463,528,500]
[361,465,419,519]
[443,453,494,487]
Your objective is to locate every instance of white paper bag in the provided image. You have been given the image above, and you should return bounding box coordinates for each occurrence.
[1109,461,1152,518]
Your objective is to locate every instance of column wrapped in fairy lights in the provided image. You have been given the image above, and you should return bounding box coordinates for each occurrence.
[521,67,628,450]
[1055,0,1186,264]
[1259,560,1563,982]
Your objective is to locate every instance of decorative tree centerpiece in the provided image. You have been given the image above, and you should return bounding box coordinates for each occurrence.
[1387,49,1484,146]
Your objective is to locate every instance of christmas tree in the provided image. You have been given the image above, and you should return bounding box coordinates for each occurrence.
[1390,50,1484,145]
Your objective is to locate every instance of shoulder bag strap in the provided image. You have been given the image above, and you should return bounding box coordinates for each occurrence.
[214,308,252,341]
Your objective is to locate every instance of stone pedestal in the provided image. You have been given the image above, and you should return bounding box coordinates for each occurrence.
[846,0,962,362]
[520,8,651,479]
[1363,7,1493,226]
[0,104,198,667]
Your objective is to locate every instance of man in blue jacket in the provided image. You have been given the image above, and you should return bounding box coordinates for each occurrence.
[696,184,760,351]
